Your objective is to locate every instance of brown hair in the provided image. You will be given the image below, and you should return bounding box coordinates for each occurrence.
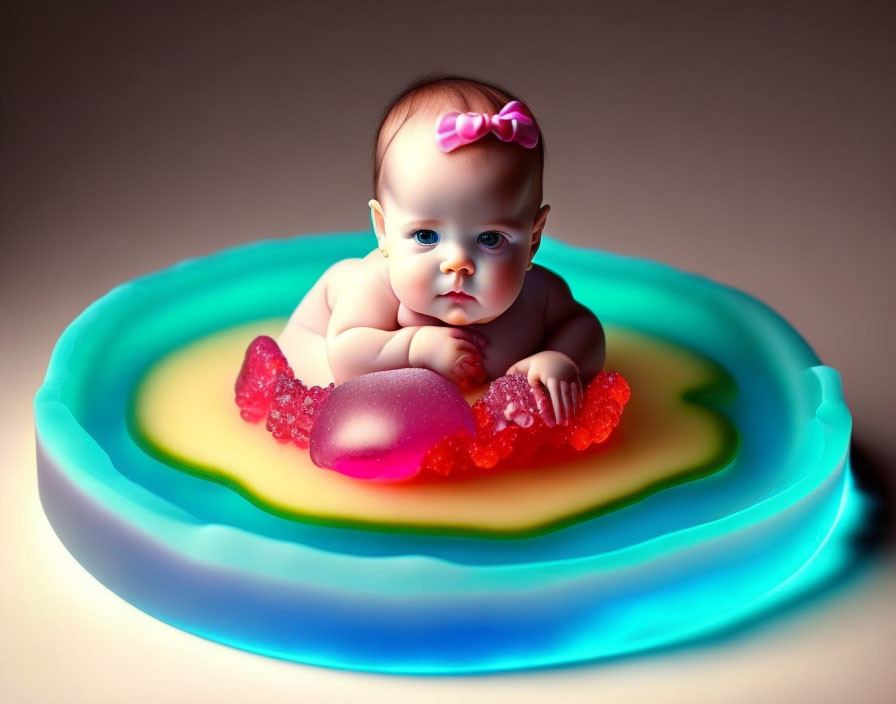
[372,73,545,216]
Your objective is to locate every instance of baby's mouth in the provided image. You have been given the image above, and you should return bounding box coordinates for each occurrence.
[440,290,476,302]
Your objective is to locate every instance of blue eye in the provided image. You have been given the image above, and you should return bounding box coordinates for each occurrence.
[413,229,439,246]
[477,231,505,249]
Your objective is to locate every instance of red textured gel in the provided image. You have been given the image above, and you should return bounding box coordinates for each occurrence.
[234,335,332,445]
[420,372,631,478]
[234,335,294,421]
[235,337,629,479]
[267,373,334,449]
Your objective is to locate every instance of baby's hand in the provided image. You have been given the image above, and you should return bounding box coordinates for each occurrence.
[410,326,488,389]
[506,351,583,426]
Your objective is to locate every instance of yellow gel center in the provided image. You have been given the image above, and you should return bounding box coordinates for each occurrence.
[132,321,737,537]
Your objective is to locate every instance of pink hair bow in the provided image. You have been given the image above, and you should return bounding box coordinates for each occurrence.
[436,100,539,153]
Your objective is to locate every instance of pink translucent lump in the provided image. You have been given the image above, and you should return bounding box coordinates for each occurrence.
[309,368,475,482]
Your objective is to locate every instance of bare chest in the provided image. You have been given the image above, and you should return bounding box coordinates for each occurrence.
[472,302,546,378]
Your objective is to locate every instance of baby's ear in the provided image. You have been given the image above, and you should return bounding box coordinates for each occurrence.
[368,199,387,243]
[529,204,550,260]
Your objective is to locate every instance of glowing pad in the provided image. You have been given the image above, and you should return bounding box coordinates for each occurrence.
[34,233,853,674]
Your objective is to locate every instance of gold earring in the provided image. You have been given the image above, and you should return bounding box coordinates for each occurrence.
[526,261,534,271]
[380,247,389,258]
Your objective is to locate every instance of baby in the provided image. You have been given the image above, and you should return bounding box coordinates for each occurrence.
[278,76,605,427]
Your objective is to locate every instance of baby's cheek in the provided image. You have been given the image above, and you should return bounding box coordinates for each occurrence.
[390,261,433,309]
[483,262,525,307]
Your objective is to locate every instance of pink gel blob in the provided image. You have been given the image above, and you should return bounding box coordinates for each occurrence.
[309,368,475,482]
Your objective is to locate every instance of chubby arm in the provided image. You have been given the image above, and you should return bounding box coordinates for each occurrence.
[540,273,605,380]
[326,268,485,386]
[506,269,605,425]
[325,269,420,384]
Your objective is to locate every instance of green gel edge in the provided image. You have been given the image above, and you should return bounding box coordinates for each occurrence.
[128,340,740,540]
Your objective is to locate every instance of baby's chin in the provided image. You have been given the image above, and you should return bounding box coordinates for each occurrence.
[438,307,503,327]
[441,310,473,326]
[403,298,509,327]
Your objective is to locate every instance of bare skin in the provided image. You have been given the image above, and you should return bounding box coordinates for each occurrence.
[278,110,605,426]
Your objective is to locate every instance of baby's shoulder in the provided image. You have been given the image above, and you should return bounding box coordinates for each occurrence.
[319,256,366,281]
[520,264,588,327]
[323,253,394,306]
[520,264,573,305]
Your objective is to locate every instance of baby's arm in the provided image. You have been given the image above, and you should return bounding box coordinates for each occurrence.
[539,274,605,380]
[506,269,605,425]
[326,267,485,386]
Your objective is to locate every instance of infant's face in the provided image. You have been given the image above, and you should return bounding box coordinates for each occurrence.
[372,113,547,326]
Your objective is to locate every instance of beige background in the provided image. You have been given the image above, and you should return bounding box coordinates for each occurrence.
[2,1,894,702]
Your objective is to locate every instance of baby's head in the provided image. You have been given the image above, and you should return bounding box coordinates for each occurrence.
[368,75,549,326]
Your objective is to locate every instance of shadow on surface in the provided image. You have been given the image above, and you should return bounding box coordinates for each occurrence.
[848,438,896,552]
[544,437,893,676]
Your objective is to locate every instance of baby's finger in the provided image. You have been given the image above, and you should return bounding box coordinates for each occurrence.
[547,378,562,427]
[452,358,473,377]
[530,384,553,427]
[573,380,584,418]
[527,368,543,389]
[458,358,482,381]
[560,380,572,426]
[456,340,482,359]
[456,347,482,366]
[452,369,478,392]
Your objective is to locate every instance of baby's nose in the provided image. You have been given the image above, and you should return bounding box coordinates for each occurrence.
[440,245,475,276]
